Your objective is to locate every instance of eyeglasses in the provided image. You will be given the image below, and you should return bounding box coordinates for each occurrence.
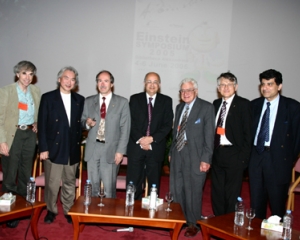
[179,89,195,93]
[218,83,235,88]
[145,80,160,85]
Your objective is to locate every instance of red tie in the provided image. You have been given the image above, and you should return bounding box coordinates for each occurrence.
[101,97,106,119]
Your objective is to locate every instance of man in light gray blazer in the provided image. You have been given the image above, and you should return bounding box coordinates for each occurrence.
[81,70,130,198]
[169,78,215,238]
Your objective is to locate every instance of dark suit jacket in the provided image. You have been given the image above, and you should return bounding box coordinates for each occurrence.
[38,89,85,165]
[251,95,300,183]
[127,92,173,161]
[213,95,252,165]
[170,97,215,174]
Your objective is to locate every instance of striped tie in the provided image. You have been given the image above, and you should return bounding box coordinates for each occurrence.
[176,106,189,151]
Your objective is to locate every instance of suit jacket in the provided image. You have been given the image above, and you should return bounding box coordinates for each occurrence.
[169,97,215,174]
[127,92,173,161]
[38,89,85,165]
[82,93,131,163]
[213,95,252,165]
[251,95,300,183]
[0,83,40,152]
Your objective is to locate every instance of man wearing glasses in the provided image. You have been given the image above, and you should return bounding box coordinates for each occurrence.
[211,72,252,216]
[126,72,173,200]
[169,78,214,238]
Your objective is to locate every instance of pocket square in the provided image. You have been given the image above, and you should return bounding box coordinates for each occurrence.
[195,118,201,124]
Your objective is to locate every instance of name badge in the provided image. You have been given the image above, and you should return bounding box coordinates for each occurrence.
[217,127,225,135]
[18,102,28,111]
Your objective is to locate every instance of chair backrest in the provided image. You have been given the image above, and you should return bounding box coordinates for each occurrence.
[294,158,300,173]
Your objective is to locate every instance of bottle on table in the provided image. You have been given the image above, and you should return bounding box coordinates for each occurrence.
[234,197,244,226]
[83,179,92,206]
[125,181,136,206]
[26,177,36,203]
[149,184,157,210]
[282,210,293,240]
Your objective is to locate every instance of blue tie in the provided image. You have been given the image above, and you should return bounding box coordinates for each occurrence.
[256,102,270,153]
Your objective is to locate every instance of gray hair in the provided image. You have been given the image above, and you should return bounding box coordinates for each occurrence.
[179,78,198,89]
[57,66,79,87]
[13,61,37,74]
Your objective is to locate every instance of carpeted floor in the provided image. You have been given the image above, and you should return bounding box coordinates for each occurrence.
[1,171,299,240]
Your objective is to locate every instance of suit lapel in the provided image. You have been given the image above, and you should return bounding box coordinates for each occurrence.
[54,89,69,126]
[70,92,80,128]
[271,96,286,142]
[93,95,100,120]
[107,94,116,115]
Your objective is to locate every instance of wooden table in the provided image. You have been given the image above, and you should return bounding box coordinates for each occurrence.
[0,193,46,240]
[68,196,186,240]
[198,212,300,240]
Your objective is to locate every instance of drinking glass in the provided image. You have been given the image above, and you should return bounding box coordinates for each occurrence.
[246,208,255,230]
[165,192,173,212]
[97,186,106,207]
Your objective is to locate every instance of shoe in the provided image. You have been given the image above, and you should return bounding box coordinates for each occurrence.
[184,225,199,238]
[65,215,72,224]
[6,220,20,228]
[44,211,56,224]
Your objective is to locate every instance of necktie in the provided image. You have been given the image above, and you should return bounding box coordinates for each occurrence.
[101,97,106,119]
[214,101,227,148]
[146,97,153,136]
[256,102,271,153]
[176,105,189,151]
[97,97,106,141]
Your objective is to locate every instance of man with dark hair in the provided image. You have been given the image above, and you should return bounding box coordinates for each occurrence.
[0,60,40,228]
[211,72,252,216]
[82,70,130,198]
[126,72,173,200]
[38,66,84,224]
[249,69,300,219]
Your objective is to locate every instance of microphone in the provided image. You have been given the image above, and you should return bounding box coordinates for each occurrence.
[116,227,134,232]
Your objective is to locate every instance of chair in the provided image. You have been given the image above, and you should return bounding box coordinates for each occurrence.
[32,145,84,201]
[287,158,300,211]
[116,156,148,197]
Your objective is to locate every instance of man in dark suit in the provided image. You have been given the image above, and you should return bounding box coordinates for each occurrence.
[126,72,173,200]
[169,78,214,238]
[81,70,130,198]
[249,69,300,219]
[38,66,85,224]
[211,72,252,216]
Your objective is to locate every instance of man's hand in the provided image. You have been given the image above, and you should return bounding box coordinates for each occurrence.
[0,142,9,156]
[115,152,123,165]
[200,162,210,172]
[40,151,49,161]
[168,156,171,162]
[32,122,38,133]
[86,118,96,127]
[139,136,153,146]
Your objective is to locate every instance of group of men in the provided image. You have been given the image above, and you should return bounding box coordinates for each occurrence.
[0,60,299,238]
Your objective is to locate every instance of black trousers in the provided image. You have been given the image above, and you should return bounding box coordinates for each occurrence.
[211,146,244,216]
[249,149,289,219]
[2,129,36,197]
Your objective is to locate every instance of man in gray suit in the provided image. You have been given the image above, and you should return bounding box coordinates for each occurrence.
[81,70,130,198]
[169,78,215,238]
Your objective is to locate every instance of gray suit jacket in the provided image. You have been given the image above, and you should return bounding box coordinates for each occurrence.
[170,97,215,174]
[81,93,131,163]
[0,83,40,152]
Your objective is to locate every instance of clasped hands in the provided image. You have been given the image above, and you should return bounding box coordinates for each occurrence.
[138,136,153,151]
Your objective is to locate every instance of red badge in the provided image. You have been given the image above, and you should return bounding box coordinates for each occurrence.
[18,102,28,111]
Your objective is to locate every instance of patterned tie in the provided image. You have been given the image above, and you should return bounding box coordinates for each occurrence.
[256,102,271,153]
[214,101,227,148]
[146,97,153,136]
[97,97,106,141]
[176,105,189,151]
[100,97,106,119]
